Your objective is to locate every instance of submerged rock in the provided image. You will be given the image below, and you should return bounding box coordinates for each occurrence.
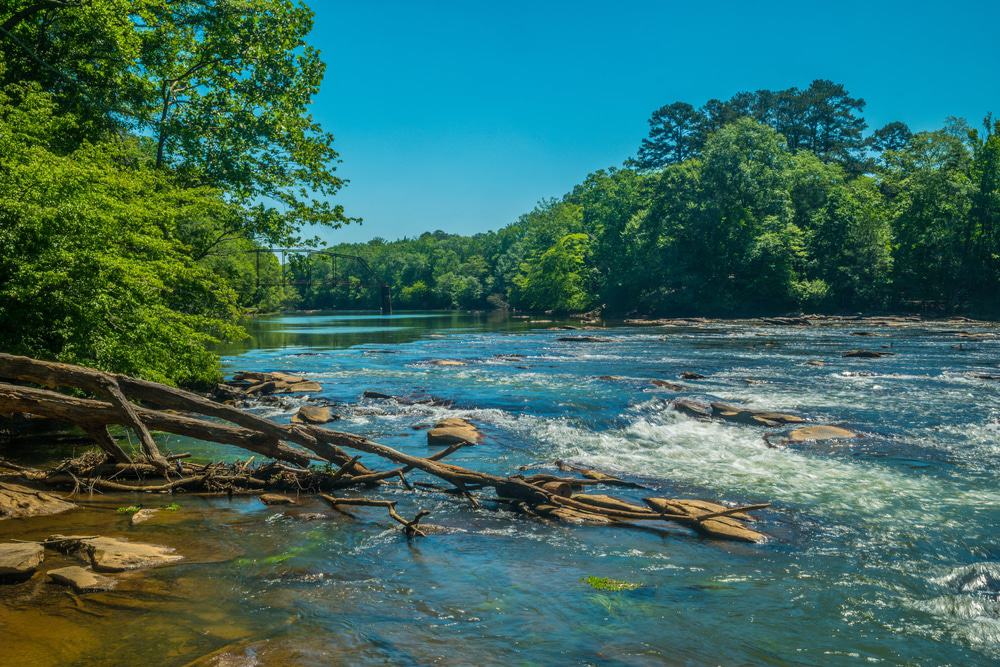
[47,566,116,593]
[428,359,467,366]
[427,417,482,445]
[291,405,337,425]
[48,535,183,572]
[557,335,613,343]
[842,349,895,358]
[679,371,706,380]
[0,542,44,581]
[786,425,858,442]
[0,482,75,520]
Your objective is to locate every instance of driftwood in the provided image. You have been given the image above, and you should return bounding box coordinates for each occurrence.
[0,353,772,542]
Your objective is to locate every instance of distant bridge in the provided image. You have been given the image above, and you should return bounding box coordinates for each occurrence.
[248,248,392,314]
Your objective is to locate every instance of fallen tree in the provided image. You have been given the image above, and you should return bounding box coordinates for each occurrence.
[0,353,770,542]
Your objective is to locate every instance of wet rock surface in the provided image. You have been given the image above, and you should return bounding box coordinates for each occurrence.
[786,425,859,442]
[291,405,337,424]
[48,535,183,572]
[427,417,482,445]
[47,565,117,593]
[0,542,44,581]
[0,482,76,520]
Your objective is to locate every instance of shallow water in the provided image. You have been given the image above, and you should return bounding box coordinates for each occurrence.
[3,311,999,665]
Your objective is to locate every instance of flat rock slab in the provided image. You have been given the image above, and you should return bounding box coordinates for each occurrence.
[291,405,337,424]
[259,494,296,506]
[428,359,467,366]
[787,425,858,442]
[0,482,75,520]
[47,566,116,593]
[710,402,805,427]
[0,542,44,580]
[48,535,183,572]
[427,417,482,445]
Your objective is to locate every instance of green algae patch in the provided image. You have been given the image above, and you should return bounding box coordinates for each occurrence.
[582,576,641,592]
[117,505,142,514]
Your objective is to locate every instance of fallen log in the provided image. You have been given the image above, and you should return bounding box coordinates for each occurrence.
[0,353,774,545]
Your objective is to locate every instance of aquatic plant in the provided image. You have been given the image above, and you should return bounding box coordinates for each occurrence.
[583,576,642,592]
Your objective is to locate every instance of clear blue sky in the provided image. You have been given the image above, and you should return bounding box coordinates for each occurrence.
[307,0,1000,244]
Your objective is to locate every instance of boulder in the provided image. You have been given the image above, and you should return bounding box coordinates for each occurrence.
[48,535,183,572]
[0,542,44,581]
[259,494,296,506]
[680,371,706,380]
[47,566,116,593]
[0,482,75,520]
[362,390,394,400]
[651,379,686,391]
[130,509,160,526]
[427,417,482,445]
[429,359,467,366]
[672,398,712,419]
[842,349,895,358]
[291,405,337,425]
[787,425,858,442]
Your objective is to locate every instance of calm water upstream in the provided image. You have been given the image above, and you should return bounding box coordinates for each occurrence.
[2,311,999,666]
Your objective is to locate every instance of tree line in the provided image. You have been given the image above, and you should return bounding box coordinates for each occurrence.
[295,81,998,319]
[0,1,342,386]
[2,2,996,388]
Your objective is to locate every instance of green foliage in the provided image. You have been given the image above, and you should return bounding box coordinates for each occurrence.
[514,233,593,313]
[117,505,142,514]
[0,82,244,385]
[583,576,642,591]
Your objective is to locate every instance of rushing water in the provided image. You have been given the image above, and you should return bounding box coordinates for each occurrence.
[2,311,999,666]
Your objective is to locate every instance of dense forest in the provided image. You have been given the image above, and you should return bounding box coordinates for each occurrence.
[0,1,339,386]
[294,82,999,318]
[1,2,998,389]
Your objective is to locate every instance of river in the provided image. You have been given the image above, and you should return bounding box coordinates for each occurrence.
[2,311,999,665]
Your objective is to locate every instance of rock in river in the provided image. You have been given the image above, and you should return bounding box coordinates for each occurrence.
[842,349,895,358]
[787,425,858,442]
[651,379,686,391]
[0,542,44,581]
[680,371,706,380]
[259,493,296,506]
[0,481,75,520]
[557,335,612,343]
[291,405,338,424]
[427,417,482,445]
[48,535,183,572]
[47,566,116,593]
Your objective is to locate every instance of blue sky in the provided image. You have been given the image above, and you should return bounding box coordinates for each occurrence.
[308,0,1000,244]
